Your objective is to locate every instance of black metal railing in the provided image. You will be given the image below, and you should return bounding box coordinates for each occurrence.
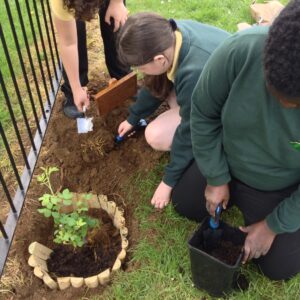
[0,0,62,277]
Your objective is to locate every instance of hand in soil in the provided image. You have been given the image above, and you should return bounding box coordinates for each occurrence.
[151,181,172,209]
[204,184,229,216]
[240,219,276,263]
[118,119,134,137]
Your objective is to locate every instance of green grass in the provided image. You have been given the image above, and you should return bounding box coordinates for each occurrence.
[0,0,56,178]
[0,0,44,79]
[0,0,53,132]
[2,0,299,298]
[95,1,300,299]
[97,159,300,300]
[127,0,254,32]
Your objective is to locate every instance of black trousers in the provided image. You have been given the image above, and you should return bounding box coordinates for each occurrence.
[61,0,130,102]
[172,160,300,280]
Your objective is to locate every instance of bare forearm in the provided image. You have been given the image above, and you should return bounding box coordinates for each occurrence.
[54,16,83,98]
[59,43,81,92]
[53,16,89,110]
[59,42,89,111]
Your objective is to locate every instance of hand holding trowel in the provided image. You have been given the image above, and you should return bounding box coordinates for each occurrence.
[75,86,94,134]
[203,204,223,251]
[76,72,137,134]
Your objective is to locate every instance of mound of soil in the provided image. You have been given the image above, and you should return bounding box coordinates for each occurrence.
[4,89,164,300]
[48,209,121,278]
[1,20,165,300]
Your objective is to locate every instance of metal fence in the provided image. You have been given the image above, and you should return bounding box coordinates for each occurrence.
[0,0,62,277]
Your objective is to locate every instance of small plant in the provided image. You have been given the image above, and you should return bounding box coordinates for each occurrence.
[37,167,99,248]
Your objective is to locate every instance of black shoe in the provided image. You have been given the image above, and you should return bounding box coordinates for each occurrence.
[63,101,84,119]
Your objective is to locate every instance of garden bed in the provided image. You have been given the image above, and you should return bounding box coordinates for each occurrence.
[2,84,163,299]
[47,208,121,279]
[0,19,164,298]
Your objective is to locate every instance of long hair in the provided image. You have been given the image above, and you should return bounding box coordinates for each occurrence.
[63,0,102,21]
[117,12,175,100]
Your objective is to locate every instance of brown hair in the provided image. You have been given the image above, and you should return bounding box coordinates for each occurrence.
[63,0,102,21]
[117,12,175,100]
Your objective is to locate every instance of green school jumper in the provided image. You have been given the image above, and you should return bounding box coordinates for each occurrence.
[127,20,230,188]
[191,26,300,234]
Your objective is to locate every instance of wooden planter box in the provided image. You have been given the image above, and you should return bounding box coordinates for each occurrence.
[28,194,128,290]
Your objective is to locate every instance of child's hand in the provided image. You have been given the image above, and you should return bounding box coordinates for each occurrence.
[118,120,134,137]
[105,0,128,32]
[151,181,172,209]
[240,220,276,263]
[73,87,90,112]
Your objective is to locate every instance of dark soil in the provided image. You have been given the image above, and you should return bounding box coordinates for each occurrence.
[1,20,165,300]
[209,240,242,266]
[192,220,245,266]
[0,63,167,298]
[3,88,164,299]
[47,208,121,278]
[1,89,163,300]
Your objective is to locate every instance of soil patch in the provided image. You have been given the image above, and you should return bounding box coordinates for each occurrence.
[0,19,165,300]
[48,208,121,278]
[2,88,164,299]
[191,220,245,266]
[210,240,242,266]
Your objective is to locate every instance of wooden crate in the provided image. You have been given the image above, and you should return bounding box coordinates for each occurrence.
[94,72,137,116]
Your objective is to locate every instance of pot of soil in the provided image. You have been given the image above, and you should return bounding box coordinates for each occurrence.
[28,193,128,290]
[188,217,246,297]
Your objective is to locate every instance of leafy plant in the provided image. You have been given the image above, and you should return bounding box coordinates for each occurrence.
[37,167,99,248]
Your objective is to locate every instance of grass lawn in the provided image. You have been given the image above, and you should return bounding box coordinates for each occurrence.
[99,162,300,300]
[98,0,300,299]
[0,0,54,132]
[2,0,299,299]
[0,0,57,178]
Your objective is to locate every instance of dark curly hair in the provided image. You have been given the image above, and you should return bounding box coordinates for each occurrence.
[63,0,103,21]
[264,0,300,98]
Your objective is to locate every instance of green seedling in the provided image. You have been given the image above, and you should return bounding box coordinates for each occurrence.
[37,167,99,248]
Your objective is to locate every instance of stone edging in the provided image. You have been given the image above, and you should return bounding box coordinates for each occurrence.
[28,194,128,290]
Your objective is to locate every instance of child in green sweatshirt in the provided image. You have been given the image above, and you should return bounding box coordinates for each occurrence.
[116,12,229,209]
[174,0,300,280]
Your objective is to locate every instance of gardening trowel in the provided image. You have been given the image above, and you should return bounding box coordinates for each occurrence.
[115,119,148,143]
[202,204,223,251]
[76,106,94,134]
[209,204,222,229]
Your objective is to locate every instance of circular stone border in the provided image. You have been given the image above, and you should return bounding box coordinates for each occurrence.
[28,193,128,290]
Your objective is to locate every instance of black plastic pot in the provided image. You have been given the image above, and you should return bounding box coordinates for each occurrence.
[188,217,246,297]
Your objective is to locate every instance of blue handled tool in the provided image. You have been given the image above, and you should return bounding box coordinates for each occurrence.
[202,204,223,251]
[115,119,148,143]
[115,135,125,143]
[209,204,222,229]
